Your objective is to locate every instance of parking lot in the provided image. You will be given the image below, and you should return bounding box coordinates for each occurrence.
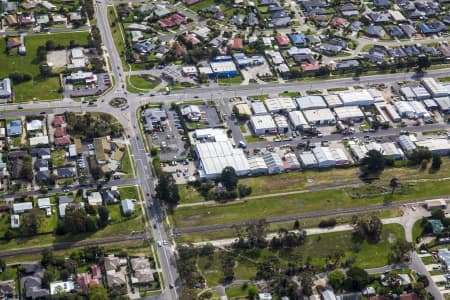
[66,73,111,97]
[161,160,197,184]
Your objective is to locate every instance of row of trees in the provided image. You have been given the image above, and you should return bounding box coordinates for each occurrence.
[56,204,109,235]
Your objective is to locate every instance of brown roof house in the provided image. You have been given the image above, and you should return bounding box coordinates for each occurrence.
[104,255,127,288]
[130,257,154,285]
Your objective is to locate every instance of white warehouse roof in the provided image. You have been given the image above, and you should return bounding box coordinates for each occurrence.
[323,94,343,107]
[295,95,327,110]
[415,139,450,156]
[423,77,448,97]
[312,147,336,168]
[337,90,374,106]
[288,110,308,128]
[303,108,335,124]
[195,141,250,178]
[398,135,416,152]
[265,97,296,112]
[334,106,364,120]
[250,115,277,132]
[299,151,318,168]
[251,101,268,115]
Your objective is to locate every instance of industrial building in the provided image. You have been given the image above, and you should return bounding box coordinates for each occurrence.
[284,153,301,170]
[424,99,438,110]
[398,135,416,152]
[295,95,327,110]
[400,86,416,101]
[209,61,238,77]
[312,147,336,168]
[263,152,284,174]
[288,110,309,130]
[303,108,335,125]
[375,103,401,122]
[434,97,450,113]
[250,115,277,135]
[381,142,404,159]
[274,115,289,133]
[299,151,318,168]
[412,86,431,100]
[334,106,364,122]
[330,148,350,165]
[323,94,343,108]
[409,101,428,118]
[251,101,268,115]
[415,139,450,156]
[264,97,296,112]
[394,101,415,119]
[233,102,251,117]
[248,156,268,175]
[338,90,375,106]
[195,137,250,179]
[422,77,448,98]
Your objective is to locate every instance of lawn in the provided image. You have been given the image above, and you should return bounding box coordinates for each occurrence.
[119,185,140,200]
[218,75,244,86]
[0,266,17,281]
[245,136,267,143]
[172,178,450,229]
[0,31,90,101]
[119,145,134,176]
[412,219,423,243]
[196,224,404,286]
[107,6,127,68]
[226,284,257,299]
[421,255,435,265]
[179,185,204,204]
[126,75,161,93]
[51,148,66,168]
[186,0,215,11]
[438,76,450,82]
[278,91,300,97]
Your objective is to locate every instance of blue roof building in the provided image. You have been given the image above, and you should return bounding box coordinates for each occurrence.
[210,61,238,78]
[289,33,305,45]
[233,53,265,68]
[7,120,22,136]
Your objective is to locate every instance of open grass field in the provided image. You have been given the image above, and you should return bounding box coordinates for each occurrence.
[239,157,450,197]
[119,145,134,176]
[119,185,140,200]
[126,75,161,93]
[172,178,450,229]
[179,184,204,204]
[196,224,404,286]
[0,31,90,101]
[107,6,127,68]
[175,208,402,244]
[218,75,244,86]
[226,284,257,299]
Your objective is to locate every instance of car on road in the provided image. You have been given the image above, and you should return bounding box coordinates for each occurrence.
[169,283,174,289]
[146,192,150,196]
[153,223,157,229]
[17,106,23,109]
[150,93,155,96]
[194,96,199,98]
[157,241,162,247]
[163,240,169,245]
[40,111,46,114]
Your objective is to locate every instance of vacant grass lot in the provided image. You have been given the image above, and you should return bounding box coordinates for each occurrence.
[119,145,134,176]
[179,184,204,204]
[176,208,402,244]
[119,185,140,199]
[0,31,90,101]
[107,6,127,68]
[239,157,450,197]
[172,178,450,228]
[127,75,161,93]
[197,224,404,286]
[218,75,244,86]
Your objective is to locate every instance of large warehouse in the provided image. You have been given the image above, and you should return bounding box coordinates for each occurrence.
[265,97,296,112]
[334,106,365,122]
[312,147,336,168]
[338,90,375,106]
[195,139,250,179]
[415,139,450,156]
[303,108,335,125]
[251,101,268,115]
[323,94,343,108]
[295,95,327,110]
[422,77,448,98]
[288,110,309,130]
[250,115,277,135]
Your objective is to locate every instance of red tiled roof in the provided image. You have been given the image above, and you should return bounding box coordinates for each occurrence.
[158,13,187,28]
[275,35,290,46]
[232,38,243,50]
[52,115,65,127]
[91,265,102,278]
[54,127,66,138]
[400,293,418,300]
[301,61,320,71]
[54,135,71,146]
[331,17,347,27]
[185,34,200,45]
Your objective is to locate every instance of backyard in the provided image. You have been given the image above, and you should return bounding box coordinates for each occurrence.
[0,31,90,101]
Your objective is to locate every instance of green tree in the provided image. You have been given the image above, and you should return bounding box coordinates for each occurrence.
[155,172,180,209]
[360,150,385,175]
[344,266,368,291]
[389,239,413,263]
[431,209,445,221]
[431,156,442,170]
[88,285,108,300]
[220,166,238,191]
[389,177,399,195]
[21,208,44,235]
[64,204,87,234]
[409,147,432,165]
[98,206,109,228]
[328,269,345,290]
